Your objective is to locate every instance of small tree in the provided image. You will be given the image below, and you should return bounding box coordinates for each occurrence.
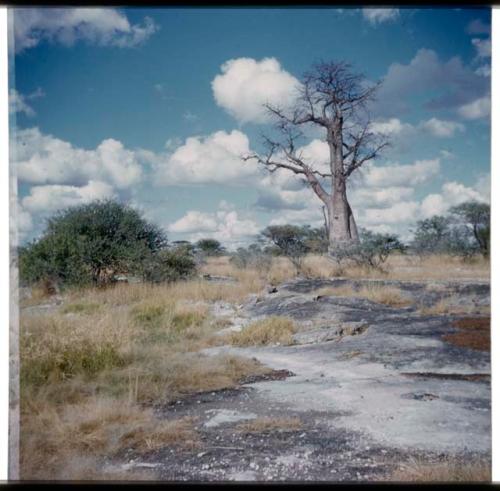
[195,238,226,257]
[140,248,196,283]
[230,243,272,271]
[18,200,190,288]
[410,216,451,256]
[449,201,490,257]
[301,225,329,254]
[335,229,405,271]
[260,225,310,271]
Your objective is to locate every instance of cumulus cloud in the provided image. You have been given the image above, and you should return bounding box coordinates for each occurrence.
[420,179,488,218]
[375,48,489,116]
[472,37,491,59]
[466,18,490,35]
[16,201,34,242]
[168,205,260,246]
[211,57,300,124]
[153,130,260,185]
[457,95,490,120]
[168,210,217,233]
[362,8,399,25]
[13,8,158,53]
[370,118,414,136]
[21,180,115,214]
[362,201,420,225]
[362,159,440,187]
[13,127,142,188]
[9,88,44,116]
[419,118,465,138]
[350,186,415,208]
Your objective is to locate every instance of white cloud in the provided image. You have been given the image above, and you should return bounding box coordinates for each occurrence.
[419,118,465,138]
[420,179,488,218]
[168,210,217,233]
[13,8,158,53]
[9,88,44,116]
[475,64,491,77]
[362,159,440,187]
[9,89,34,116]
[212,57,300,124]
[269,207,324,228]
[351,186,415,208]
[439,149,454,159]
[362,201,420,225]
[154,130,260,185]
[168,206,260,246]
[370,118,413,136]
[466,19,490,35]
[13,127,142,189]
[362,8,399,25]
[21,180,115,214]
[457,95,490,120]
[16,201,34,241]
[472,38,491,58]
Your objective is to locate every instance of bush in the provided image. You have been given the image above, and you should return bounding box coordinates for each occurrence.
[260,225,310,271]
[18,200,179,288]
[449,201,490,257]
[410,216,451,256]
[140,248,196,284]
[331,229,405,271]
[195,239,226,257]
[410,202,490,259]
[230,244,272,271]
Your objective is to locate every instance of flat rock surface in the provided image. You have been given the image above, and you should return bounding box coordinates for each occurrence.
[111,277,491,481]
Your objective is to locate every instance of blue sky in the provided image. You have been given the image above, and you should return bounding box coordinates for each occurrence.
[10,7,491,247]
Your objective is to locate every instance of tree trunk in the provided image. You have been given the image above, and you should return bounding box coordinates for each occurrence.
[327,119,360,252]
[327,191,359,251]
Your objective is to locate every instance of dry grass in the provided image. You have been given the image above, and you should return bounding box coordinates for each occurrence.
[19,252,489,480]
[315,284,411,307]
[418,297,490,316]
[19,280,274,480]
[236,417,302,434]
[388,457,491,482]
[60,302,101,315]
[229,316,297,347]
[20,396,198,480]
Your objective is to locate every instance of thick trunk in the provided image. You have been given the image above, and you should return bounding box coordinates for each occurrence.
[326,118,360,253]
[327,191,359,251]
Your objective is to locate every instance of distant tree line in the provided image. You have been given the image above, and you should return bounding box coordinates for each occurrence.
[18,199,490,290]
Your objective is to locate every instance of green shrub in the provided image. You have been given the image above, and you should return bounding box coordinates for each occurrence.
[195,238,226,257]
[331,229,405,271]
[19,200,167,288]
[230,244,272,271]
[140,248,196,283]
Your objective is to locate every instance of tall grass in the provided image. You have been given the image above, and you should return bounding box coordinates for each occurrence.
[20,283,272,480]
[201,254,489,284]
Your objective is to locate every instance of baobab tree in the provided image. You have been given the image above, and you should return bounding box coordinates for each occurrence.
[243,61,388,253]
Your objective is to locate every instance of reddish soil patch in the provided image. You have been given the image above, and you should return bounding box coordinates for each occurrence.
[442,317,490,352]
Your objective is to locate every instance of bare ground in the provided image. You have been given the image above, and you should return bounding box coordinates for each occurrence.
[100,277,491,482]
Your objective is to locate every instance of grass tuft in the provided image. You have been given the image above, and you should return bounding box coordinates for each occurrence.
[315,284,411,307]
[229,316,297,347]
[388,457,491,482]
[60,302,101,315]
